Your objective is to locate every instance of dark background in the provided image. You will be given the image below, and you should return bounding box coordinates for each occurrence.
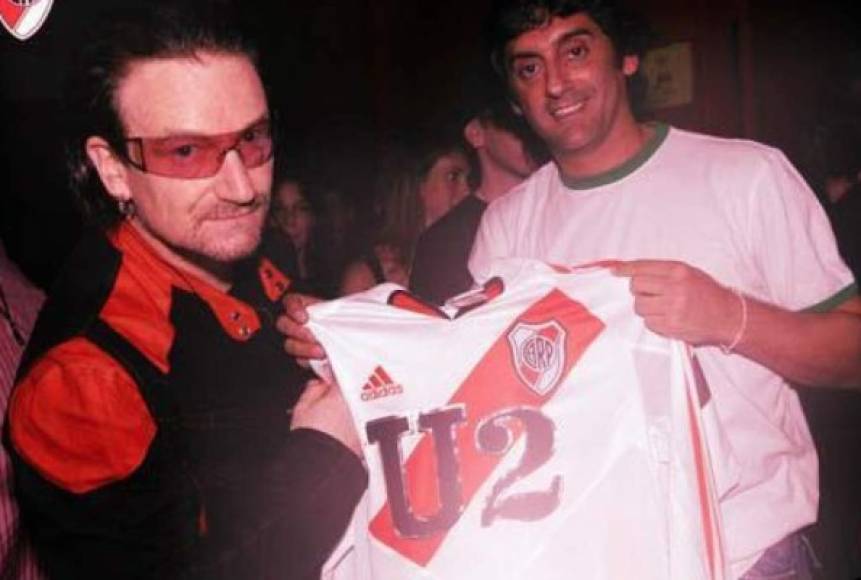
[1,1,860,578]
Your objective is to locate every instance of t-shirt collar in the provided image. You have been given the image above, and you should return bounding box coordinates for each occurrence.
[560,122,670,190]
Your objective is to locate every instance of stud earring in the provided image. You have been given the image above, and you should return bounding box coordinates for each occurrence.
[118,198,136,219]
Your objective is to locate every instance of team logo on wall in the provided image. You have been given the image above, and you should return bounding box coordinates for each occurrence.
[507,320,567,396]
[0,0,53,41]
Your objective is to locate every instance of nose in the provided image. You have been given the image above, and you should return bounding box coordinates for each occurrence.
[545,59,567,98]
[452,177,469,205]
[215,150,257,203]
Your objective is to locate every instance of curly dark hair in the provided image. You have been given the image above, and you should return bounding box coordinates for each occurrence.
[487,0,650,77]
[64,0,260,229]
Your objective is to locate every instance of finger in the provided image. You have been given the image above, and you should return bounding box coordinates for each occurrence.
[632,294,667,317]
[641,314,671,337]
[629,274,670,297]
[613,259,683,278]
[282,292,319,325]
[294,379,329,410]
[276,314,318,342]
[283,337,326,360]
[305,378,330,397]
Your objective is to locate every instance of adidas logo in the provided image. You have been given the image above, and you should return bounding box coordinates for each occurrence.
[361,366,404,401]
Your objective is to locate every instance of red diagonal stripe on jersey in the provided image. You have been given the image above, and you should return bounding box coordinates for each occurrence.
[369,289,604,566]
[686,385,720,579]
[0,3,26,29]
[690,355,712,407]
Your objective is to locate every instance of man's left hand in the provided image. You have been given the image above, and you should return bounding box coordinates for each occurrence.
[613,260,742,346]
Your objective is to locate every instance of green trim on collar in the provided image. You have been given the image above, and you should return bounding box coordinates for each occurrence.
[560,122,670,190]
[802,282,859,313]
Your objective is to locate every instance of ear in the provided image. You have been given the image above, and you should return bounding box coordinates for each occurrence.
[509,99,524,116]
[85,136,132,202]
[464,118,486,149]
[622,54,640,77]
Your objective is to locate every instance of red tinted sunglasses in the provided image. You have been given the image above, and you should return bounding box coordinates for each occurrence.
[122,119,274,179]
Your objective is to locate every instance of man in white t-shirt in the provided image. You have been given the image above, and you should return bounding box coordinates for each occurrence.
[464,1,861,578]
[280,2,860,578]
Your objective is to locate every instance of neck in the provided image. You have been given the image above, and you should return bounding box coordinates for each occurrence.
[128,220,234,292]
[826,176,852,204]
[555,110,649,181]
[296,245,308,278]
[475,159,527,203]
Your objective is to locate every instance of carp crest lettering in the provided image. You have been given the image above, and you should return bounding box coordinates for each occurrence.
[507,320,567,396]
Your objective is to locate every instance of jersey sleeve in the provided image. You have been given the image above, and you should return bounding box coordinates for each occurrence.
[745,149,856,311]
[9,337,157,494]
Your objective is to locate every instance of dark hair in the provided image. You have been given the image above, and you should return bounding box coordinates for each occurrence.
[64,0,261,229]
[454,59,545,187]
[488,0,649,77]
[374,124,471,262]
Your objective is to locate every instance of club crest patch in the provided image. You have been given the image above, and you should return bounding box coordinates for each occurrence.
[507,320,567,395]
[0,0,53,41]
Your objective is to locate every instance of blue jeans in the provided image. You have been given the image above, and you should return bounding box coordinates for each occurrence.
[741,532,818,580]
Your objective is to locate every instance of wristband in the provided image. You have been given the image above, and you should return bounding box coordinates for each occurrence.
[721,287,747,355]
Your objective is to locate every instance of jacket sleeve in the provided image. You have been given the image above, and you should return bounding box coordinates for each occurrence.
[9,337,157,494]
[258,428,367,580]
[11,337,367,579]
[184,428,368,580]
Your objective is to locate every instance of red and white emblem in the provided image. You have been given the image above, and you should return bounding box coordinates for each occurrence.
[507,320,567,395]
[0,0,53,41]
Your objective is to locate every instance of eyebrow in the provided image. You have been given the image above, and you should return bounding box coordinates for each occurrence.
[142,115,270,140]
[507,27,595,65]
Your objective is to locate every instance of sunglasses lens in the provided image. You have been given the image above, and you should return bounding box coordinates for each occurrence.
[236,125,273,170]
[128,121,273,178]
[144,138,217,178]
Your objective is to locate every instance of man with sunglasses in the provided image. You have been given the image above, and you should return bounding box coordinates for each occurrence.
[5,3,365,579]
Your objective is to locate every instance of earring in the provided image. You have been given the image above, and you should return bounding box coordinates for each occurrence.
[118,199,136,219]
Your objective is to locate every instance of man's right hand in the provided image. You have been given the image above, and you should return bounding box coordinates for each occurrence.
[291,379,361,457]
[277,293,326,367]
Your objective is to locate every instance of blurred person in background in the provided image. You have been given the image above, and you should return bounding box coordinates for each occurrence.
[340,126,472,295]
[410,63,541,304]
[0,241,45,580]
[270,173,342,298]
[820,127,861,283]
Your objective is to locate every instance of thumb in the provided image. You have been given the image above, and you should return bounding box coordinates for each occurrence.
[295,379,330,410]
[610,261,635,277]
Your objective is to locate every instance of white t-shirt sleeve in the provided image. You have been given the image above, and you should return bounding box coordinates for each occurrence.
[745,148,855,311]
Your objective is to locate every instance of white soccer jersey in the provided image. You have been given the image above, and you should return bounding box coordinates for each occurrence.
[310,259,727,580]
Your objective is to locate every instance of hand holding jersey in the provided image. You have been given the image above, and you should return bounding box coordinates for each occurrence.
[279,292,327,365]
[613,259,861,388]
[613,260,745,347]
[292,379,363,457]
